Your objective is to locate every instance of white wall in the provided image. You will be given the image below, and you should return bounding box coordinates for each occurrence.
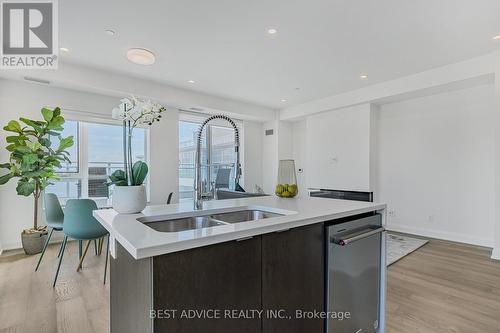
[292,120,308,197]
[493,55,500,259]
[0,79,180,250]
[305,104,373,191]
[376,84,496,247]
[261,120,279,194]
[260,116,297,194]
[241,120,263,192]
[149,110,179,205]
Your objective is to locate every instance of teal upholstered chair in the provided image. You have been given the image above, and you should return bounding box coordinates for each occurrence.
[53,199,109,287]
[35,193,65,271]
[35,193,94,272]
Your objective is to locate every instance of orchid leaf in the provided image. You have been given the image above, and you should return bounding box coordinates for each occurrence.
[108,169,127,186]
[132,161,148,186]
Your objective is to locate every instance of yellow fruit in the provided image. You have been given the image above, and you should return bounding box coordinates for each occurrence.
[289,184,297,194]
[281,191,291,198]
[275,184,284,195]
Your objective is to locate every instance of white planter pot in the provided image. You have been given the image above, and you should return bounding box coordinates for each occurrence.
[112,185,147,214]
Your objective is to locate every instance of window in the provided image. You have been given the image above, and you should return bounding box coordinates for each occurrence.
[46,120,148,207]
[178,116,242,201]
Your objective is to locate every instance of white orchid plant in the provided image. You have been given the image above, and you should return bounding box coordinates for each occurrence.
[110,96,166,186]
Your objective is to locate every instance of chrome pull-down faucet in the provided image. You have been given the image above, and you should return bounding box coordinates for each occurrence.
[194,114,241,210]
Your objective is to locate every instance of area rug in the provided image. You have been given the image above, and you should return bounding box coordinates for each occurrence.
[386,233,428,266]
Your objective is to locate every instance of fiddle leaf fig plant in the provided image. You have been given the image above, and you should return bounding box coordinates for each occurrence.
[0,107,74,230]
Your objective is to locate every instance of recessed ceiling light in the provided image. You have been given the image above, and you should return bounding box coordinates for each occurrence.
[281,99,287,102]
[267,28,277,35]
[493,35,500,40]
[105,29,116,36]
[126,48,156,65]
[360,74,368,80]
[60,47,69,52]
[188,80,195,83]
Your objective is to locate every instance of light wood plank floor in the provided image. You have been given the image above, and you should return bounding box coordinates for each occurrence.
[0,241,109,333]
[387,239,500,333]
[1,238,499,333]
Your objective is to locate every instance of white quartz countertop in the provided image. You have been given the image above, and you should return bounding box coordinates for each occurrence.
[93,196,386,259]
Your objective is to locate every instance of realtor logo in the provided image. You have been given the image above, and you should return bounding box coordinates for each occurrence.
[1,0,58,69]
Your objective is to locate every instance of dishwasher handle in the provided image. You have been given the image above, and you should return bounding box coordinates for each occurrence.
[332,226,385,246]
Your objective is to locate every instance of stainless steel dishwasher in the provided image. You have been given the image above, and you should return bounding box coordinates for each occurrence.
[327,213,384,333]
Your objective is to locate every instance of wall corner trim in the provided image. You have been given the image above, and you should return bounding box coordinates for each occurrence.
[491,248,500,261]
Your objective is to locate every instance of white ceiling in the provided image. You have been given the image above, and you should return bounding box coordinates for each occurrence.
[59,0,500,109]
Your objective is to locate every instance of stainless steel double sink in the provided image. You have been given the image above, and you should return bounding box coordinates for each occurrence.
[138,209,284,233]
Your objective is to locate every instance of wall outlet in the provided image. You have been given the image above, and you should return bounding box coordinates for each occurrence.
[428,215,435,222]
[388,209,396,218]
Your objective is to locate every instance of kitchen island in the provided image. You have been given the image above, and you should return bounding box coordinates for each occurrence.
[94,196,387,333]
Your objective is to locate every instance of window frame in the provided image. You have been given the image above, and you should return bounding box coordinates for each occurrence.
[52,111,151,205]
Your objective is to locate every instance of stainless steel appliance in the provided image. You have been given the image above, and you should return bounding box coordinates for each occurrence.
[327,213,384,333]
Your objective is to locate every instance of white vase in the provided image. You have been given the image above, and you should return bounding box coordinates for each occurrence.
[112,185,147,214]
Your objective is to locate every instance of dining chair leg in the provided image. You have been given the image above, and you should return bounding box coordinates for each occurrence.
[103,235,110,284]
[57,236,64,258]
[78,240,83,259]
[94,239,98,256]
[35,227,54,271]
[77,240,92,271]
[53,235,68,288]
[98,237,104,255]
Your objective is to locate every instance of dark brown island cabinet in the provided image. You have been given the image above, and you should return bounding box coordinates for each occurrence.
[110,223,326,333]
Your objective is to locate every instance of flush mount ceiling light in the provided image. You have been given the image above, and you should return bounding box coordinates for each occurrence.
[188,80,195,83]
[493,35,500,40]
[280,99,287,102]
[60,47,69,52]
[105,29,116,36]
[267,28,278,35]
[360,74,368,80]
[126,48,156,65]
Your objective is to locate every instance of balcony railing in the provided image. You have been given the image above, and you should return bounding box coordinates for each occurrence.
[179,162,235,200]
[47,161,127,207]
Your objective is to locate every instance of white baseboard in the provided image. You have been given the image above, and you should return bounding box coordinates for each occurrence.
[386,224,494,248]
[1,231,65,252]
[2,241,23,251]
[491,248,500,261]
